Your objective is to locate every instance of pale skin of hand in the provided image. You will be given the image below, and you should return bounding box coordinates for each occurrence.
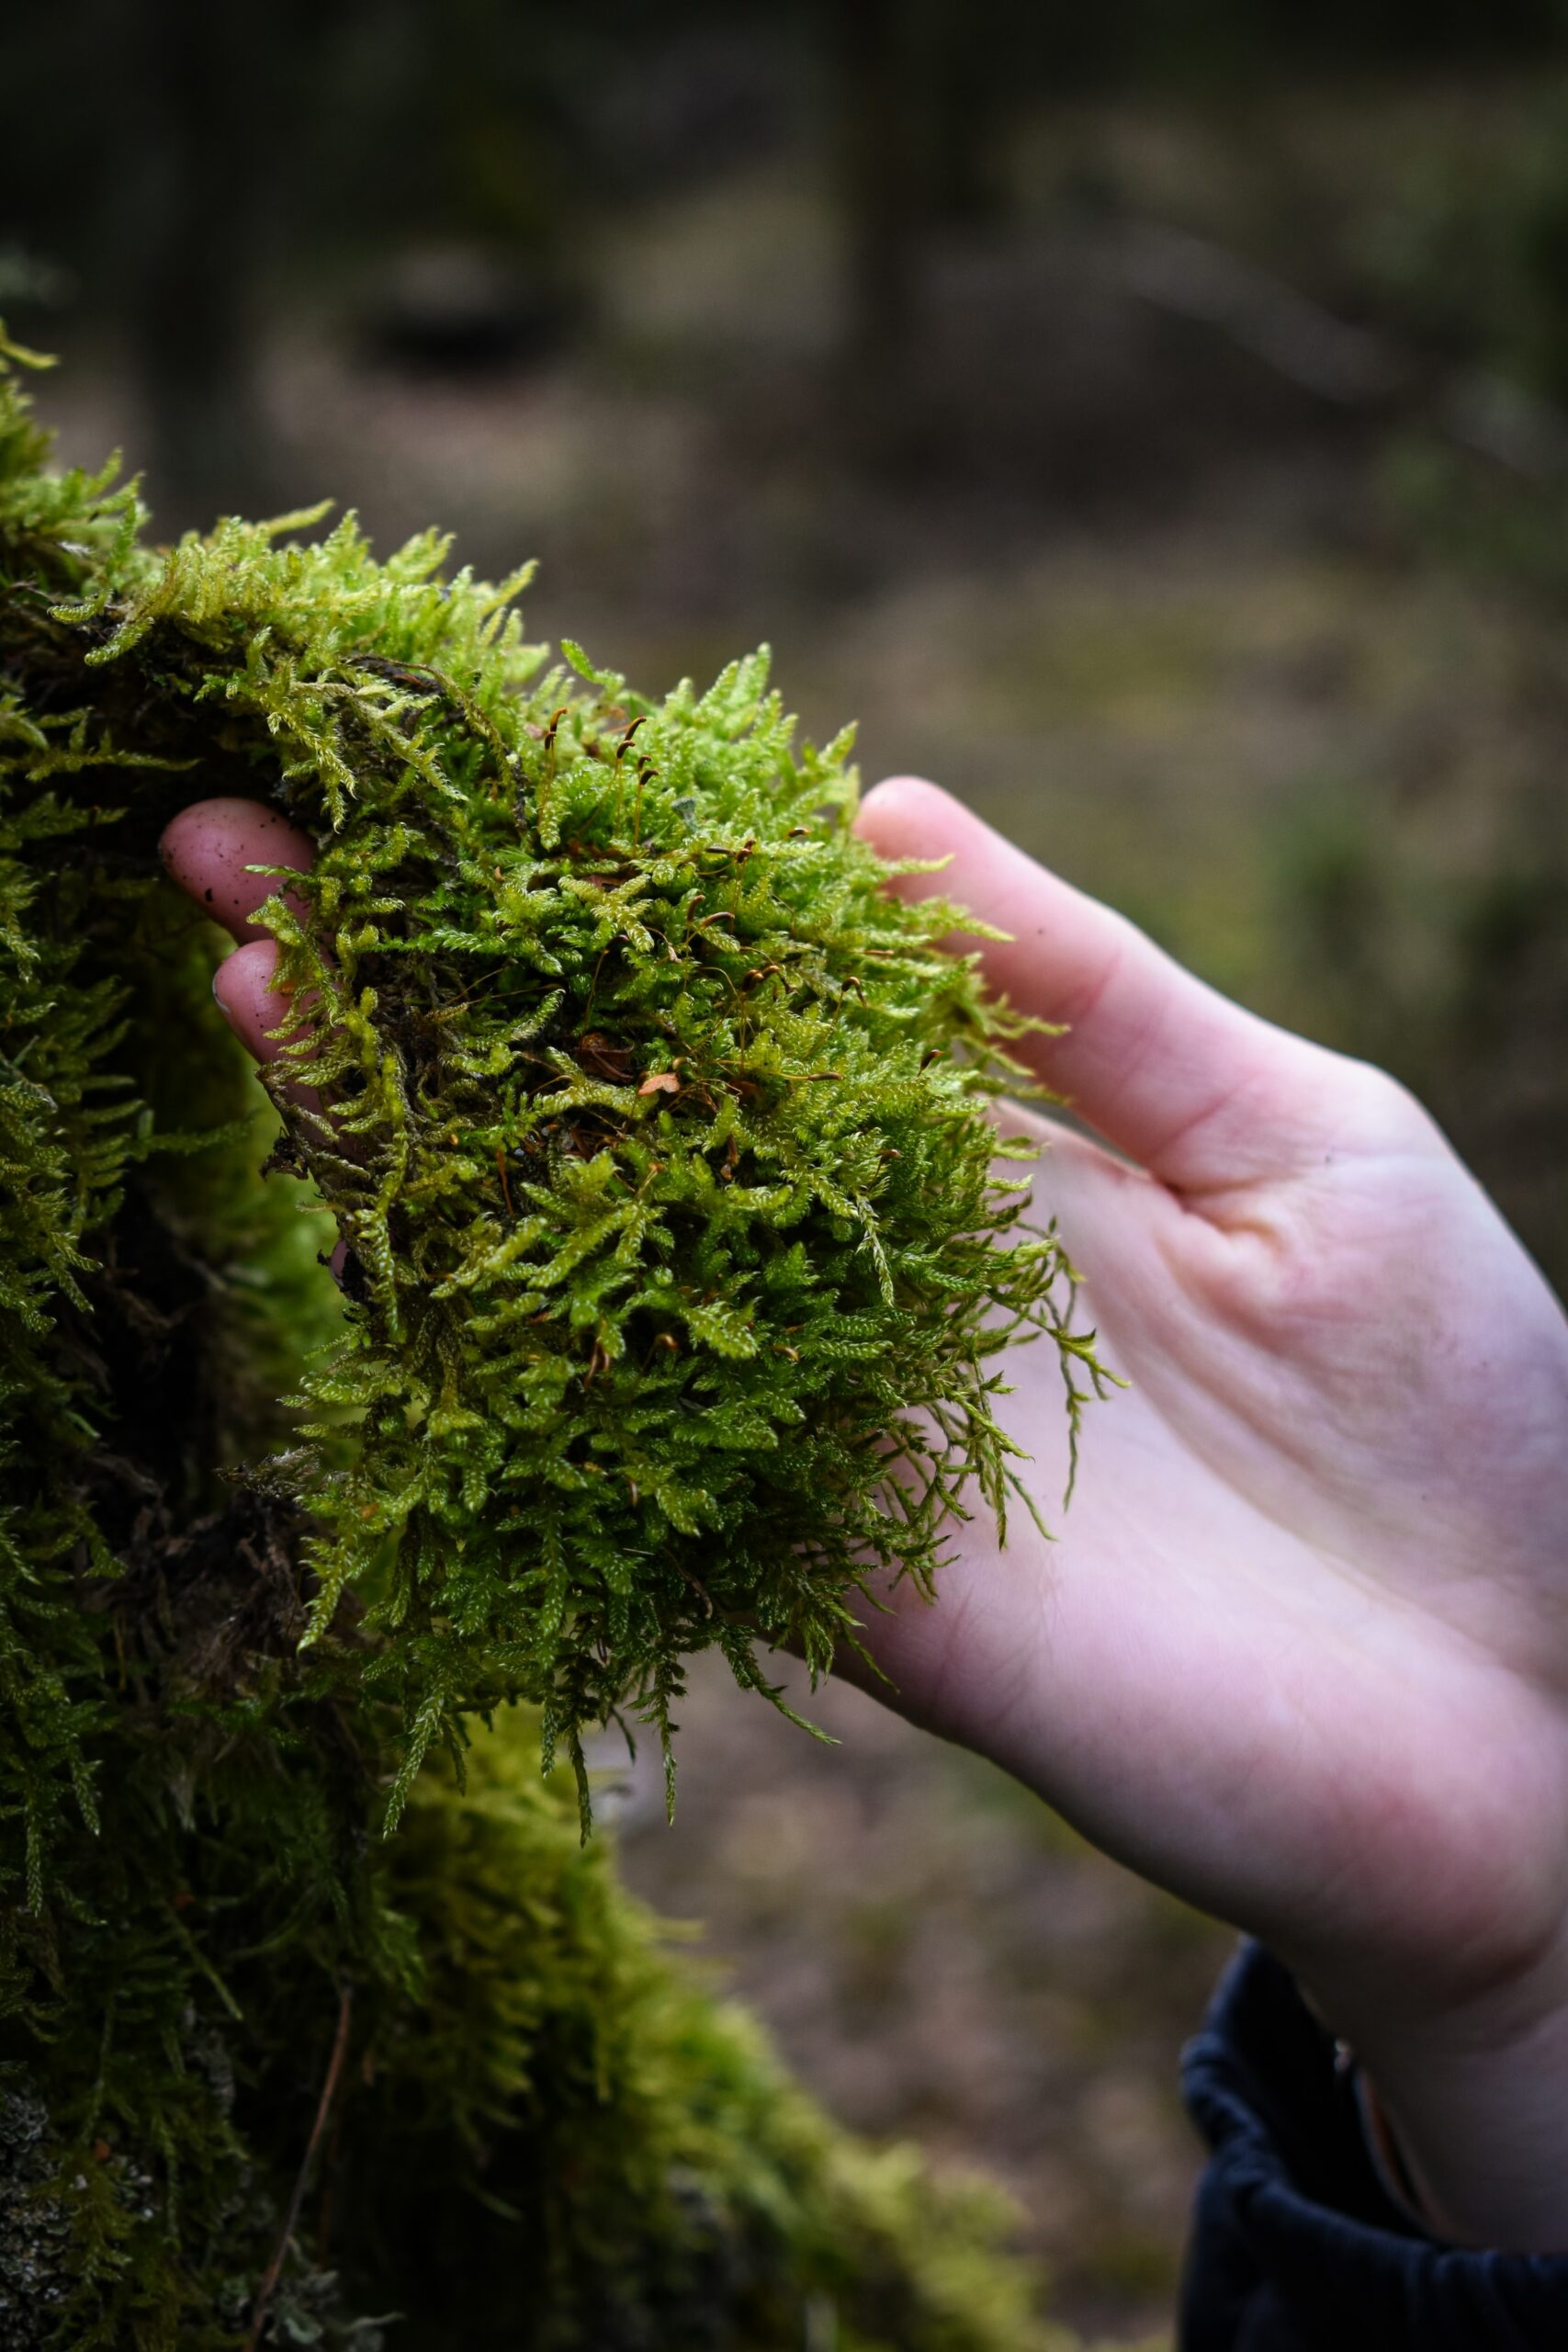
[162,780,1568,2252]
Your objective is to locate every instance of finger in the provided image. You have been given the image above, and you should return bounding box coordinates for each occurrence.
[163,800,321,1091]
[857,775,1405,1193]
[211,939,343,1275]
[160,797,314,944]
[211,937,301,1064]
[162,799,340,1279]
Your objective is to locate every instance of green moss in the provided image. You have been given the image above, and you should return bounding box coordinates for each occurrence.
[0,334,1100,2347]
[4,394,1095,1817]
[344,1710,1075,2352]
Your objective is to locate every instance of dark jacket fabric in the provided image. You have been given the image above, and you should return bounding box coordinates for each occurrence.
[1179,1943,1568,2350]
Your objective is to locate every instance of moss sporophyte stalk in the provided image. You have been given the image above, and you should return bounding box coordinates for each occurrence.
[0,330,1106,2348]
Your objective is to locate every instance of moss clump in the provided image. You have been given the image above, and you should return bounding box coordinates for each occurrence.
[0,334,1097,1823]
[0,334,1099,2347]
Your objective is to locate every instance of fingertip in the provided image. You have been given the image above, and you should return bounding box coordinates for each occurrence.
[212,937,288,1062]
[160,797,314,943]
[863,772,946,805]
[856,774,963,849]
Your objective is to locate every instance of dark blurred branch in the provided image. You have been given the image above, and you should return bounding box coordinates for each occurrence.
[126,0,271,527]
[825,0,1026,466]
[830,0,923,377]
[1114,217,1568,480]
[925,0,1016,230]
[1115,220,1404,406]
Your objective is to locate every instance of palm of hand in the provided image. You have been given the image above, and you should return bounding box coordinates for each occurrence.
[849,794,1568,2039]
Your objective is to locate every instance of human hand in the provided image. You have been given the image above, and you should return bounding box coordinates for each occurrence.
[164,783,1568,2247]
[850,777,1568,2251]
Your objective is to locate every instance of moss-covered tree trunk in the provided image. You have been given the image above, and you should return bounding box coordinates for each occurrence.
[0,334,1093,2350]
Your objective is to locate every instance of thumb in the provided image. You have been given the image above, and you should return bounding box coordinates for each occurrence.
[856,775,1417,1195]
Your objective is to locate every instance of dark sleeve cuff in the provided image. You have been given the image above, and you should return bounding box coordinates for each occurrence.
[1178,1941,1568,2351]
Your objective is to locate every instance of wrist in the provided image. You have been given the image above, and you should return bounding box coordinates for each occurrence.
[1303,1937,1568,2251]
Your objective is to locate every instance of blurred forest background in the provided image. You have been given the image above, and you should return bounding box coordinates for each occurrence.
[5,1,1568,2340]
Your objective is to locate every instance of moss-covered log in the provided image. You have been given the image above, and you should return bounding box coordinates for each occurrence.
[0,334,1096,2348]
